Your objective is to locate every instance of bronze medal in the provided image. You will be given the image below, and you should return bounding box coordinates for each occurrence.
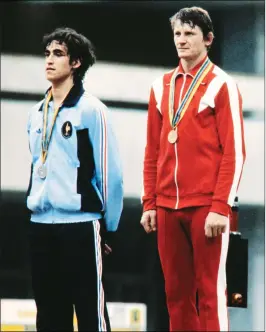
[168,129,178,144]
[38,165,47,179]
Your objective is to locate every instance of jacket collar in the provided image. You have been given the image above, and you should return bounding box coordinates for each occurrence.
[176,55,209,78]
[38,81,85,112]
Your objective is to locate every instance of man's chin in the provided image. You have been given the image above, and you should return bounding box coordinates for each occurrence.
[46,74,55,82]
[46,76,61,84]
[177,53,190,59]
[178,54,196,62]
[46,74,71,84]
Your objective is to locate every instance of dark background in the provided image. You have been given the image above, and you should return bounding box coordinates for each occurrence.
[2,1,226,66]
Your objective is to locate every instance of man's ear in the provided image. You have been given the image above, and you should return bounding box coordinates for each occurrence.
[205,32,214,48]
[71,59,81,69]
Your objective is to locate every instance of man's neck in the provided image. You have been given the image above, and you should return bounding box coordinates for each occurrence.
[180,52,208,73]
[51,77,74,108]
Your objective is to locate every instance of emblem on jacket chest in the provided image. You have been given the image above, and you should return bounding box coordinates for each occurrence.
[62,121,73,138]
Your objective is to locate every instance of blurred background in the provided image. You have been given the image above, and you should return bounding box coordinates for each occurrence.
[1,0,264,331]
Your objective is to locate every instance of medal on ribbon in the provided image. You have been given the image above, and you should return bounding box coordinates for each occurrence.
[168,129,178,144]
[39,89,61,179]
[38,164,47,179]
[168,58,213,144]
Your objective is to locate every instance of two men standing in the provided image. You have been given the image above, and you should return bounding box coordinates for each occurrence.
[26,6,245,332]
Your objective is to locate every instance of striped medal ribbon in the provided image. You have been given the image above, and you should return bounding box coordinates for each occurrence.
[38,89,61,179]
[168,57,213,144]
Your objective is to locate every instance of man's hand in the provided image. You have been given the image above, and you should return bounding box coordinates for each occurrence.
[140,210,157,233]
[204,212,228,238]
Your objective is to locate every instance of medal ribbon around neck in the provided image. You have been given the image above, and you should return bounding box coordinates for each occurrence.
[168,58,213,129]
[41,89,61,165]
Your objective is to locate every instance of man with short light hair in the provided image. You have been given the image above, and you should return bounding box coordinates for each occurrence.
[141,7,246,331]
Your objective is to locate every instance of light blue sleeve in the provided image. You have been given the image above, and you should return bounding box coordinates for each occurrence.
[27,108,32,152]
[27,100,43,151]
[84,100,124,231]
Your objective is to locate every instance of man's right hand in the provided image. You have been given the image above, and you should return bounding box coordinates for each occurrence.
[140,210,157,233]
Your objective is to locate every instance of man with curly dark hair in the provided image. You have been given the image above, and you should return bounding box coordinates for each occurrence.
[27,27,123,331]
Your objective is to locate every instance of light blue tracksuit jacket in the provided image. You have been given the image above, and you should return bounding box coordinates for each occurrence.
[27,82,123,231]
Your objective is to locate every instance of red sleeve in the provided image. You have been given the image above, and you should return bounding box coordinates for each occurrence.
[210,80,246,216]
[142,87,163,211]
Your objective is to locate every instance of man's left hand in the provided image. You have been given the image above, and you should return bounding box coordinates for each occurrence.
[204,212,228,238]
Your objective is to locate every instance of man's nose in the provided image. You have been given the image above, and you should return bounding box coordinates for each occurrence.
[178,35,187,44]
[46,54,54,63]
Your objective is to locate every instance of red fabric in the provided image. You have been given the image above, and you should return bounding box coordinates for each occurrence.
[157,206,230,331]
[142,58,246,216]
[230,209,239,232]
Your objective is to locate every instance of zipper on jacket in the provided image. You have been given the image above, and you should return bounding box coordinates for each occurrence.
[174,74,187,209]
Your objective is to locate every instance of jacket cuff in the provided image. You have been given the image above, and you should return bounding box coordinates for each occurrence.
[210,200,231,217]
[143,199,157,212]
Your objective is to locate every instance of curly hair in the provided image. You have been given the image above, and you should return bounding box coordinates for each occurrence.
[43,27,96,83]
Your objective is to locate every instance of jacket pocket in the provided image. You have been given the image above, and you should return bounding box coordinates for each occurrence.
[49,192,82,211]
[27,161,50,212]
[48,159,82,211]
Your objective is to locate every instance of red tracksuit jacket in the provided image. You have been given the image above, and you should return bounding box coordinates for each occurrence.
[142,57,246,217]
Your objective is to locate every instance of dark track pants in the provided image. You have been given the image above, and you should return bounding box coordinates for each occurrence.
[157,206,230,332]
[29,220,110,332]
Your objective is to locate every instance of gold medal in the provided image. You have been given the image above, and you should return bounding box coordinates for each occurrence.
[168,129,178,144]
[38,165,47,179]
